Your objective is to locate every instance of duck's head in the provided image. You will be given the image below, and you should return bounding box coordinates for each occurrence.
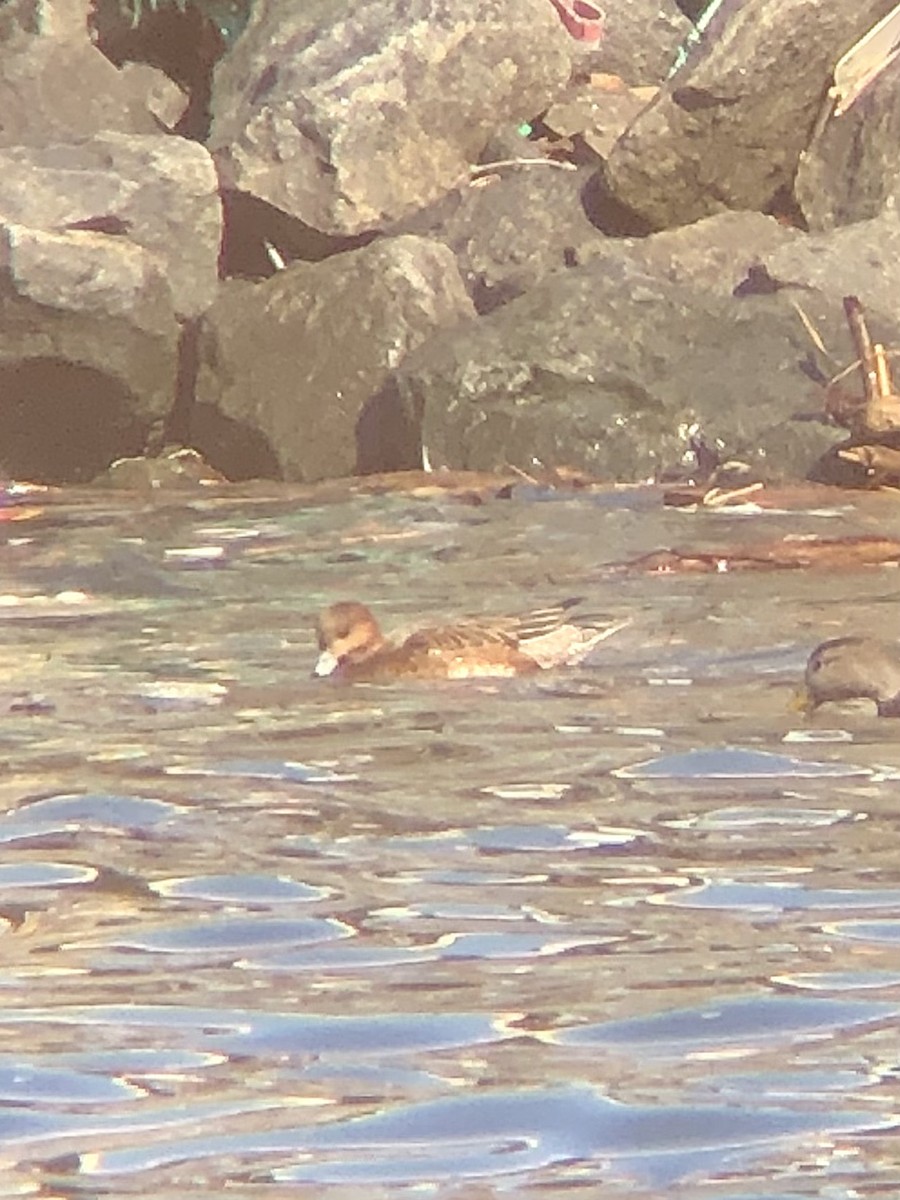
[801,636,900,716]
[314,601,386,677]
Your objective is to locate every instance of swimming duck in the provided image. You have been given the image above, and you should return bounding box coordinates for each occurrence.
[801,636,900,716]
[313,598,629,682]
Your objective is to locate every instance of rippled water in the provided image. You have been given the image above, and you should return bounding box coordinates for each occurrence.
[3,479,900,1196]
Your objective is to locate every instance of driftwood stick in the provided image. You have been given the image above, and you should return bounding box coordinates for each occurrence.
[791,299,833,359]
[843,295,879,404]
[875,343,893,397]
[839,443,900,476]
[866,340,900,431]
[470,158,577,179]
[841,296,900,432]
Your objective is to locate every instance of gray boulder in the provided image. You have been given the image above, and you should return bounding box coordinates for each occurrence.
[0,135,221,319]
[193,235,475,482]
[543,80,659,164]
[0,134,221,482]
[360,211,900,482]
[0,223,177,482]
[563,0,692,88]
[598,0,898,232]
[394,165,603,313]
[0,0,184,145]
[797,49,900,230]
[767,208,900,322]
[208,0,572,236]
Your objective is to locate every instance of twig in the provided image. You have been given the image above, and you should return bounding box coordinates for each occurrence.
[843,295,879,405]
[470,158,578,181]
[838,443,900,476]
[831,348,900,389]
[875,343,893,397]
[702,481,764,508]
[790,300,834,361]
[505,462,541,485]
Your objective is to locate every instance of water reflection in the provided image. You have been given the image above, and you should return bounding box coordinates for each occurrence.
[2,483,900,1194]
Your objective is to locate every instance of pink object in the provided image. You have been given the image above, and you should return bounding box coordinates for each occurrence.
[548,0,604,41]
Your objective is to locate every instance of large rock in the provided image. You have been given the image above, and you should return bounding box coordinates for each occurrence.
[360,212,900,483]
[394,164,603,313]
[796,49,900,230]
[192,236,476,482]
[0,134,221,319]
[590,210,800,286]
[208,0,572,237]
[597,0,898,233]
[563,0,692,87]
[0,0,184,145]
[543,79,658,164]
[0,223,179,482]
[0,133,221,483]
[766,208,900,322]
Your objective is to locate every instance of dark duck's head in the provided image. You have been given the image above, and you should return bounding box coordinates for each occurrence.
[802,637,900,717]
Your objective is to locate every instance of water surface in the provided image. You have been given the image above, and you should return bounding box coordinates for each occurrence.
[3,480,900,1196]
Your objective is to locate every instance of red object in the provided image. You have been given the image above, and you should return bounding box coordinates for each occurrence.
[548,0,604,41]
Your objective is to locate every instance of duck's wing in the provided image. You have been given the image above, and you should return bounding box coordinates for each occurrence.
[501,598,585,645]
[511,599,631,667]
[401,619,520,654]
[400,599,584,654]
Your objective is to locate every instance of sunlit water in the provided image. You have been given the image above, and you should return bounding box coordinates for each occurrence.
[3,480,900,1197]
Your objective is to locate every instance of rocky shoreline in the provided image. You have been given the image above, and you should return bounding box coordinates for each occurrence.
[3,0,900,488]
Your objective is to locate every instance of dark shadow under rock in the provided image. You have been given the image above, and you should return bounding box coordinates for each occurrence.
[0,359,147,484]
[90,0,234,139]
[188,402,283,482]
[356,378,424,476]
[582,166,657,236]
[220,191,379,278]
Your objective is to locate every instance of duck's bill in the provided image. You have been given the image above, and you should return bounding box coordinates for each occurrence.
[313,649,339,677]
